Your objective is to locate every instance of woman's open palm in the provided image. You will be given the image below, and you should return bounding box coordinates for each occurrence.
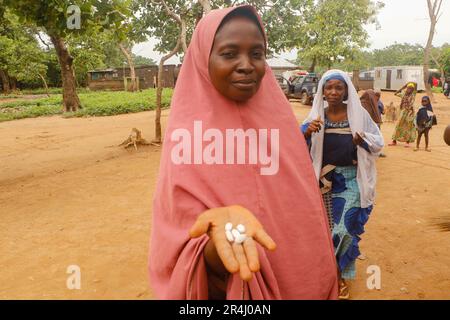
[189,205,276,281]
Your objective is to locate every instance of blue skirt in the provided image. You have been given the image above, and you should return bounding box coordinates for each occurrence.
[329,166,372,279]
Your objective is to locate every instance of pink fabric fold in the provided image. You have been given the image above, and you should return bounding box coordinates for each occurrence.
[148,5,338,300]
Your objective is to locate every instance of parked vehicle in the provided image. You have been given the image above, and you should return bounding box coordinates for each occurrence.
[275,75,289,95]
[285,74,319,105]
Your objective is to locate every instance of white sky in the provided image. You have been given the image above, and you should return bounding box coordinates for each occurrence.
[132,0,450,64]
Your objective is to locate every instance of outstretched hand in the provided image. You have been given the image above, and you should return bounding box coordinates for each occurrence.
[189,205,276,281]
[304,116,324,139]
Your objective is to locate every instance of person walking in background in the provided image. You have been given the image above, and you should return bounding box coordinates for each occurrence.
[302,70,384,300]
[375,91,386,157]
[360,89,382,126]
[414,96,435,152]
[389,82,417,147]
[385,102,397,122]
[432,76,439,88]
[444,79,450,98]
[375,91,385,118]
[360,90,386,158]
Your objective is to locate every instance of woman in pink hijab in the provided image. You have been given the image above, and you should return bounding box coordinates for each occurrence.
[148,5,338,300]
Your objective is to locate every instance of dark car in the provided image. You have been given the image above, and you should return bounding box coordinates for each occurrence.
[285,74,319,105]
[275,75,289,95]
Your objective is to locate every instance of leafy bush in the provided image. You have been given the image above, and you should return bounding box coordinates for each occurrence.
[0,89,173,122]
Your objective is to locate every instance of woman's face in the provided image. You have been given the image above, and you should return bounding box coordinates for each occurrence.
[209,16,266,102]
[323,79,347,105]
[406,86,414,94]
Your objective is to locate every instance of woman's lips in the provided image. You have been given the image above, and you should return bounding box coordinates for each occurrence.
[232,80,257,90]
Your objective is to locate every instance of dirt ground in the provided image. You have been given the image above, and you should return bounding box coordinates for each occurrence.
[0,92,449,300]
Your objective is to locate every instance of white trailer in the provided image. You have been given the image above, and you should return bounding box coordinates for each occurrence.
[374,66,427,92]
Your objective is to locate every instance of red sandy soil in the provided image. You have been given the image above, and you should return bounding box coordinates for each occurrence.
[0,92,449,299]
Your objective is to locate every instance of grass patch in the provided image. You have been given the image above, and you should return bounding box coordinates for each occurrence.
[0,89,173,122]
[432,87,444,94]
[0,105,62,122]
[0,95,62,108]
[0,87,92,98]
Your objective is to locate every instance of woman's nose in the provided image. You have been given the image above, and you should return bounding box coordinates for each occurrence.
[236,56,254,74]
[330,89,339,96]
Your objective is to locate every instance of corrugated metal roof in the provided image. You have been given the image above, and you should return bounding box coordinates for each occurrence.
[266,57,298,68]
[87,68,117,73]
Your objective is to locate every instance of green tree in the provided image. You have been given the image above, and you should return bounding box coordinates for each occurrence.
[431,44,450,86]
[3,0,128,111]
[367,43,424,68]
[139,0,312,143]
[296,0,384,71]
[0,37,15,93]
[116,0,154,92]
[0,10,48,94]
[440,47,450,77]
[66,33,110,87]
[133,54,157,66]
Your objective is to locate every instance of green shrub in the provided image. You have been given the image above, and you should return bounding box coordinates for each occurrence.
[432,87,444,94]
[0,89,173,122]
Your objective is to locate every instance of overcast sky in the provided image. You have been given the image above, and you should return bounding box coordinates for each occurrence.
[132,0,450,64]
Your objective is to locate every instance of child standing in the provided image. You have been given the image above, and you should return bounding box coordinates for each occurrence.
[414,96,434,152]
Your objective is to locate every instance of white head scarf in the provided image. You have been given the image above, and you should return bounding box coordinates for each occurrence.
[303,69,384,208]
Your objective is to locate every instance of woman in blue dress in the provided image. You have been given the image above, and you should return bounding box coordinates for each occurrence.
[302,70,384,299]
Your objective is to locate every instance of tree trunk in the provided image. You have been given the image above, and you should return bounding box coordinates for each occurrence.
[179,16,188,53]
[353,69,360,92]
[153,37,181,144]
[10,77,17,91]
[424,0,443,101]
[119,44,137,92]
[424,44,434,100]
[160,0,188,52]
[155,2,189,143]
[439,68,446,89]
[0,69,11,94]
[198,0,212,15]
[49,33,81,112]
[38,73,50,97]
[309,57,317,73]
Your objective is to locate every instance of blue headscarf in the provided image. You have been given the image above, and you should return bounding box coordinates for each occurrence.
[323,73,347,84]
[322,72,348,100]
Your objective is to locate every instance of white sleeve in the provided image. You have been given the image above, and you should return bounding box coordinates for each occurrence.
[362,113,384,154]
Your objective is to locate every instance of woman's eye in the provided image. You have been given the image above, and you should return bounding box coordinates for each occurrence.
[252,51,263,59]
[221,52,236,58]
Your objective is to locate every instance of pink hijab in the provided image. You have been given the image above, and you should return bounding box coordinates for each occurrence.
[148,5,338,300]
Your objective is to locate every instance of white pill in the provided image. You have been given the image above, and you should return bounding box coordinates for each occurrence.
[231,229,241,239]
[234,234,247,244]
[225,230,234,243]
[225,223,233,231]
[236,224,246,233]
